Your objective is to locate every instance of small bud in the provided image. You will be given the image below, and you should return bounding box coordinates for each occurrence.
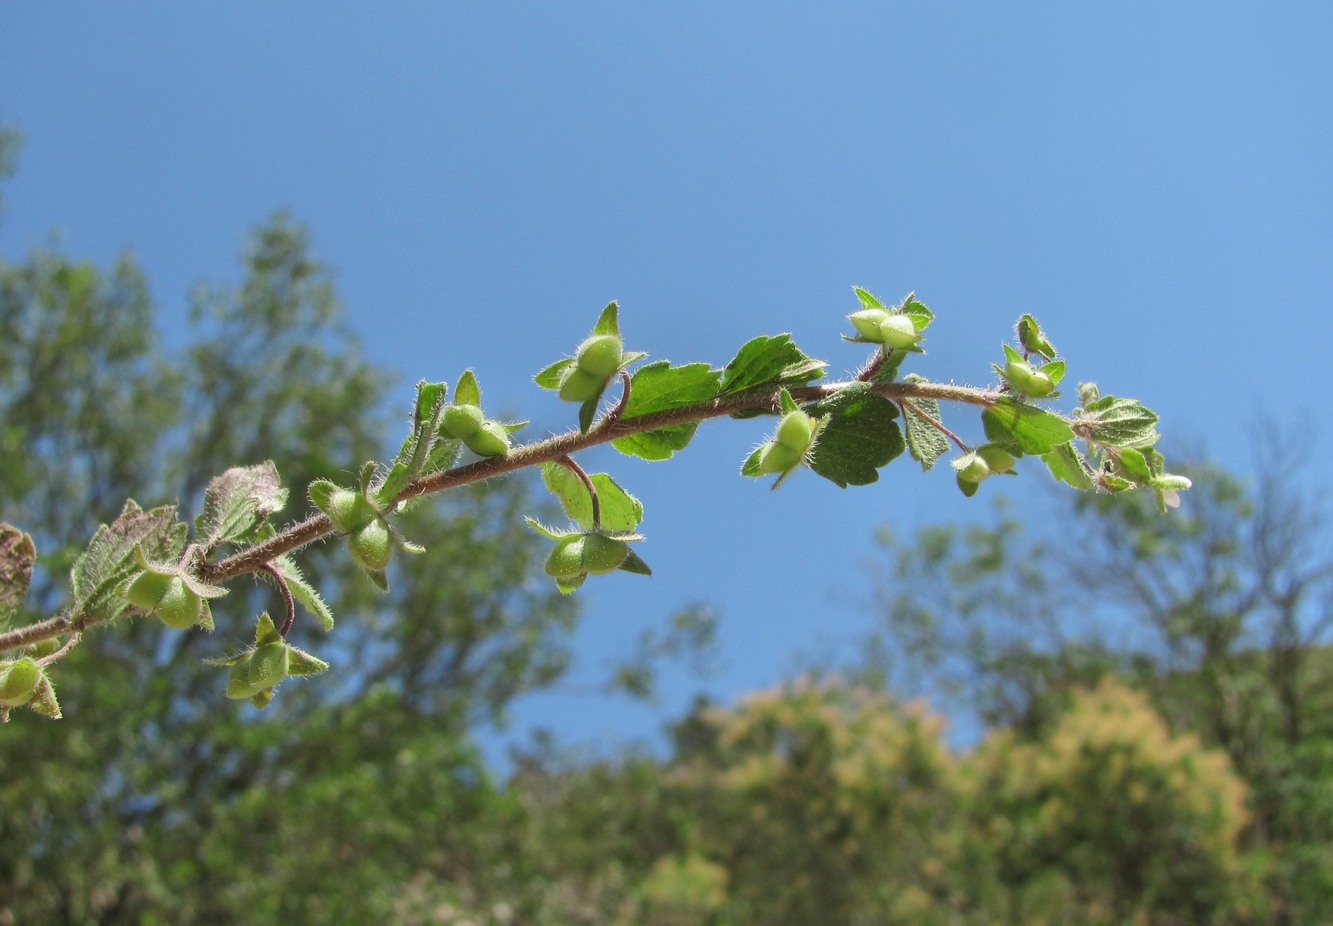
[1016,314,1057,360]
[326,487,377,534]
[0,658,42,707]
[758,440,804,474]
[877,314,922,350]
[849,308,891,340]
[441,403,485,439]
[774,410,814,453]
[558,366,607,403]
[348,518,392,572]
[575,334,624,378]
[1004,358,1056,397]
[464,420,511,457]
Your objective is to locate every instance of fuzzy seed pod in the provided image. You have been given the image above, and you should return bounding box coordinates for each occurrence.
[442,403,485,439]
[758,440,804,475]
[775,411,814,454]
[0,659,41,707]
[849,308,891,340]
[464,420,511,457]
[558,366,607,403]
[877,315,922,350]
[348,518,392,572]
[575,334,624,378]
[326,488,377,534]
[1004,359,1056,398]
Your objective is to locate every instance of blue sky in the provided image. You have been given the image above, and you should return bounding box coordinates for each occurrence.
[2,4,1330,757]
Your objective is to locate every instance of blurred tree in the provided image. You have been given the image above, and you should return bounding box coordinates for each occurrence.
[869,446,1333,923]
[0,139,579,921]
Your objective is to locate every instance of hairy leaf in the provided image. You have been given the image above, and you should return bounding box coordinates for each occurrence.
[0,524,36,632]
[612,361,722,461]
[197,461,288,548]
[71,501,186,623]
[718,334,825,397]
[808,383,905,487]
[982,398,1076,456]
[542,465,643,533]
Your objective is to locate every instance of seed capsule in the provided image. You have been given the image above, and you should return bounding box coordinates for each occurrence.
[877,315,922,350]
[348,518,392,572]
[758,440,804,474]
[326,487,377,534]
[775,411,814,453]
[442,403,485,439]
[1004,359,1056,398]
[558,366,607,403]
[155,579,204,630]
[575,334,624,378]
[977,444,1016,474]
[464,421,511,457]
[0,659,41,707]
[849,308,891,340]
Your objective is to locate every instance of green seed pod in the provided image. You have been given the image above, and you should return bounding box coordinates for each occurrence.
[877,315,922,350]
[849,308,891,340]
[0,658,41,707]
[976,444,1016,474]
[580,533,631,576]
[247,642,291,693]
[155,578,204,630]
[575,334,624,378]
[544,533,631,580]
[348,518,392,572]
[954,452,992,484]
[758,440,804,475]
[775,411,814,453]
[124,570,175,611]
[545,535,587,579]
[326,487,377,534]
[27,638,60,659]
[1004,359,1056,398]
[442,403,485,439]
[464,420,510,457]
[558,366,607,403]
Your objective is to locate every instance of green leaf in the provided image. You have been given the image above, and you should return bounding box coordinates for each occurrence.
[542,465,643,532]
[71,500,186,623]
[196,461,288,548]
[1113,447,1153,483]
[740,445,765,477]
[454,370,481,407]
[853,286,887,310]
[899,377,949,471]
[578,396,599,434]
[1040,359,1066,387]
[718,334,826,397]
[1042,442,1095,490]
[807,384,906,487]
[618,549,653,576]
[273,555,335,631]
[866,348,909,384]
[1077,395,1160,449]
[0,524,36,633]
[982,398,1076,455]
[534,358,575,390]
[612,361,723,461]
[376,380,448,505]
[900,298,933,332]
[592,300,620,337]
[524,517,572,541]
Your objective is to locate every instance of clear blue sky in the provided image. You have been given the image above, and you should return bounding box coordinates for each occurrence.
[3,4,1330,758]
